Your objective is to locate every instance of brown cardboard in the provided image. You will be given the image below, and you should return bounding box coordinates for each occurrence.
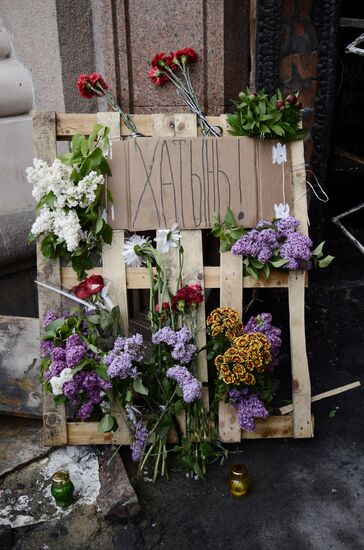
[107,136,293,230]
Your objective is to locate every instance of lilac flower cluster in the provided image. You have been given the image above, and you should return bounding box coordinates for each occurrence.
[44,333,87,380]
[279,232,313,270]
[104,334,144,379]
[231,216,313,271]
[152,326,196,365]
[130,421,149,462]
[44,310,57,327]
[229,389,268,431]
[231,228,278,263]
[166,366,202,403]
[63,371,112,419]
[244,312,282,369]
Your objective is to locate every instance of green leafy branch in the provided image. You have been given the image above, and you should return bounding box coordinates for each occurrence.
[211,207,246,252]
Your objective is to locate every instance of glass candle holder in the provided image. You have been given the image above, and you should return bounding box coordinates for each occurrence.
[51,470,74,507]
[227,464,251,497]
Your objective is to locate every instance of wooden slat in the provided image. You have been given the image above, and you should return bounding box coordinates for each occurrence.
[241,415,314,439]
[56,113,230,139]
[61,266,296,290]
[67,422,131,445]
[289,139,312,438]
[102,230,129,336]
[218,251,243,441]
[33,111,67,446]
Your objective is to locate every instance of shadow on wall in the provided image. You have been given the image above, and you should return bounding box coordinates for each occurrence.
[0,28,37,317]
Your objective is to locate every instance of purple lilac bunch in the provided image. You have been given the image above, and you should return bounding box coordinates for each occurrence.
[244,312,282,369]
[152,326,196,365]
[231,216,313,272]
[166,365,202,403]
[63,371,112,419]
[130,421,149,462]
[104,334,144,379]
[229,388,268,431]
[44,333,87,380]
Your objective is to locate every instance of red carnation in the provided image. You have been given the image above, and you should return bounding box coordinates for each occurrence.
[172,284,204,310]
[151,52,175,70]
[148,66,169,86]
[155,301,171,313]
[77,72,109,99]
[171,47,198,64]
[73,275,105,299]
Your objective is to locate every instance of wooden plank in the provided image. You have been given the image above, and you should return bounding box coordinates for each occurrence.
[102,230,129,336]
[249,0,257,90]
[67,422,131,445]
[61,265,301,290]
[241,415,312,439]
[218,251,243,441]
[33,112,67,446]
[56,113,226,138]
[279,381,361,415]
[289,139,312,438]
[0,316,41,418]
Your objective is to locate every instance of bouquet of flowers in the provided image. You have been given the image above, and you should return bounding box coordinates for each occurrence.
[148,47,221,137]
[27,125,113,279]
[77,73,142,137]
[227,88,307,141]
[120,226,227,480]
[207,308,282,431]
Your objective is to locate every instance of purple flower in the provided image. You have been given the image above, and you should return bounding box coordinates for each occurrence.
[64,333,87,368]
[40,339,55,357]
[44,346,67,379]
[44,310,57,327]
[229,390,268,431]
[62,370,112,419]
[130,421,149,462]
[104,334,144,379]
[244,312,282,369]
[166,366,202,403]
[273,216,300,238]
[232,228,278,263]
[153,327,196,365]
[279,232,313,270]
[152,326,177,346]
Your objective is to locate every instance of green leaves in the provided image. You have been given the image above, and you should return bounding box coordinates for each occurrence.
[211,207,246,252]
[312,241,334,269]
[227,87,307,141]
[97,413,116,433]
[133,378,149,396]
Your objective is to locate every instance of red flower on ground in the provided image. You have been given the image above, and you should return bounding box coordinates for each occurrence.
[172,284,204,310]
[171,47,198,64]
[73,275,105,299]
[148,67,169,86]
[77,72,109,99]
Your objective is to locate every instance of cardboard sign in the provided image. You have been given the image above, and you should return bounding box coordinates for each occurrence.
[107,136,292,230]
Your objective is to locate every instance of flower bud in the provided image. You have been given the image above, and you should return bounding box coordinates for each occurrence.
[275,100,285,110]
[286,94,297,105]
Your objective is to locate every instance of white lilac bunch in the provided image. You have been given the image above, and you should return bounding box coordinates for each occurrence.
[27,124,113,280]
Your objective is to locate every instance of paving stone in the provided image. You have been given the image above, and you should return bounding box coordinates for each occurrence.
[97,447,140,520]
[112,522,143,550]
[0,417,47,477]
[0,525,13,550]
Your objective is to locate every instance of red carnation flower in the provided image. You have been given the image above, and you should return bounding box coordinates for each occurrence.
[151,52,175,70]
[148,67,169,86]
[77,72,109,99]
[171,47,198,64]
[172,284,204,310]
[73,274,105,299]
[155,301,171,313]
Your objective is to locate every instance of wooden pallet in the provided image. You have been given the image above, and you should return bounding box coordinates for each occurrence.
[34,112,313,446]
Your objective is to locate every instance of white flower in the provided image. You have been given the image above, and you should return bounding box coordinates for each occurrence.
[49,368,74,396]
[154,223,181,254]
[122,234,151,267]
[31,206,55,236]
[53,208,83,252]
[274,203,290,219]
